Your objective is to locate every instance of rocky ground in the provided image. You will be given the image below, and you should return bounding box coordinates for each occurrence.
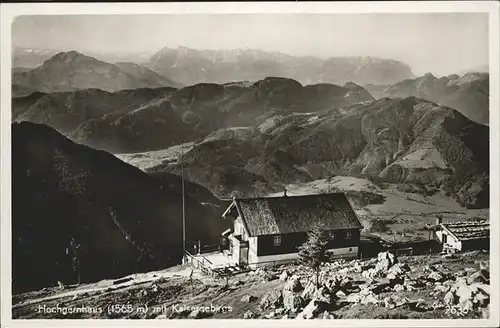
[12,250,490,320]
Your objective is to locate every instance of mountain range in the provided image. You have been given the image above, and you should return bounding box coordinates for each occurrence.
[13,77,375,153]
[12,51,180,96]
[145,46,416,86]
[148,96,489,209]
[13,46,416,89]
[12,46,154,69]
[12,82,489,210]
[365,73,489,125]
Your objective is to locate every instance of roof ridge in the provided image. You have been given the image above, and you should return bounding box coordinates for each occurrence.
[235,192,348,201]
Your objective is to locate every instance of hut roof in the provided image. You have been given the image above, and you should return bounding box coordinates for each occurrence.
[442,220,490,241]
[233,193,363,237]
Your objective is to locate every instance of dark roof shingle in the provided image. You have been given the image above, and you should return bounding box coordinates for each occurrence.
[443,220,490,241]
[235,193,363,237]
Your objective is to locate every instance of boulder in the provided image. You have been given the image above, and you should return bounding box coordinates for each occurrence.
[403,278,424,291]
[434,283,450,294]
[241,294,257,303]
[360,291,380,305]
[375,251,397,272]
[283,293,305,313]
[312,286,334,305]
[263,272,278,282]
[387,273,405,287]
[387,262,408,277]
[282,275,305,312]
[461,299,474,313]
[428,271,444,282]
[260,290,283,309]
[284,275,304,293]
[325,274,350,292]
[346,293,362,304]
[369,282,391,294]
[362,268,380,280]
[353,262,363,273]
[336,290,346,297]
[384,295,409,309]
[423,265,437,273]
[275,307,285,316]
[455,280,474,305]
[470,282,490,296]
[444,291,457,306]
[443,277,491,313]
[479,260,489,271]
[443,279,455,288]
[318,270,329,285]
[279,270,290,282]
[393,284,405,292]
[301,281,316,302]
[243,310,257,319]
[352,286,380,305]
[467,270,488,284]
[473,291,489,307]
[395,296,411,307]
[464,267,476,274]
[338,267,349,275]
[296,300,323,319]
[384,296,396,309]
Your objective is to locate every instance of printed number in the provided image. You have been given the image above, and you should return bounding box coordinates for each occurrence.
[108,304,134,314]
[445,305,469,317]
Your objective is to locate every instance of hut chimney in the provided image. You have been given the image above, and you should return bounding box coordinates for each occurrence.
[435,215,443,225]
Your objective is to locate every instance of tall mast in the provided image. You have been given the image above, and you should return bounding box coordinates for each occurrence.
[181,140,186,261]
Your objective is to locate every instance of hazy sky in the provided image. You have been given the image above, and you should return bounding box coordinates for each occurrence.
[12,13,489,76]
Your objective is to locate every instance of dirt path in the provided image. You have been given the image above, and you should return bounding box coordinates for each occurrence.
[13,266,199,309]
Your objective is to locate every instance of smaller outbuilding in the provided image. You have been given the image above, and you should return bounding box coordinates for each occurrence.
[435,219,489,253]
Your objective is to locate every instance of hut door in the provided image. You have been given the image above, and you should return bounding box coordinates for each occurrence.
[240,246,248,266]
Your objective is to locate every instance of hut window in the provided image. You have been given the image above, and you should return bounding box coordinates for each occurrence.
[329,231,335,239]
[273,235,282,246]
[345,230,352,239]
